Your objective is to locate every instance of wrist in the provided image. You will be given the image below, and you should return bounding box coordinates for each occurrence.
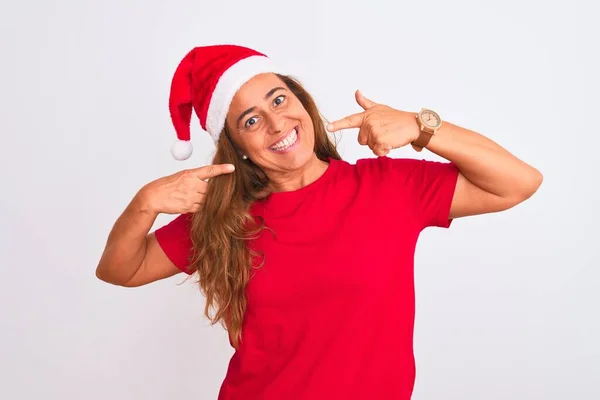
[411,112,421,142]
[412,108,442,151]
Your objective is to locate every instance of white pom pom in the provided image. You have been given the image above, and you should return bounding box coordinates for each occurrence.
[171,139,193,160]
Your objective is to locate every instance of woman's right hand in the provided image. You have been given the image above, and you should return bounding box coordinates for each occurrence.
[137,163,235,215]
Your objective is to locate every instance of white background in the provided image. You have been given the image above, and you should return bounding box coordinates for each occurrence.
[2,0,598,399]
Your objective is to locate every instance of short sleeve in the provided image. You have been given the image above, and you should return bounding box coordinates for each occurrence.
[154,213,194,274]
[360,156,459,230]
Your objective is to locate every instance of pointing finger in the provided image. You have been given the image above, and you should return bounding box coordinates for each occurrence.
[193,163,235,180]
[327,112,365,132]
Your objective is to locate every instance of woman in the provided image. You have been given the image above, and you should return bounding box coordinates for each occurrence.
[96,44,542,399]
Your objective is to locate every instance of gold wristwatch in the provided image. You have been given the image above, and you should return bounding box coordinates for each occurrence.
[412,108,442,152]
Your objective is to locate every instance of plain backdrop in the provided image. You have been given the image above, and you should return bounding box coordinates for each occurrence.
[2,0,598,399]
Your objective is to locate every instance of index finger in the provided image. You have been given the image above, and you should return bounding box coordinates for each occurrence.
[327,112,365,132]
[192,163,235,180]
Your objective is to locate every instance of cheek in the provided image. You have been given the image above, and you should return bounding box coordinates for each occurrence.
[245,135,265,153]
[230,130,257,155]
[302,117,315,142]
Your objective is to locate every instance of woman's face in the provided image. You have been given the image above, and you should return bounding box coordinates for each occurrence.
[225,73,316,177]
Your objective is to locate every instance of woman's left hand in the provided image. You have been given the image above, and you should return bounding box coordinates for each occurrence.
[327,90,422,156]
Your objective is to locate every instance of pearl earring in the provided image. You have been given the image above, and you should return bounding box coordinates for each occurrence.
[242,154,248,160]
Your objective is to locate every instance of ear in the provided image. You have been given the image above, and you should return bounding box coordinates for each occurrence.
[355,90,377,110]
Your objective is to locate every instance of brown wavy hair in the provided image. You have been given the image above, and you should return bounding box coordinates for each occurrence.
[187,74,342,348]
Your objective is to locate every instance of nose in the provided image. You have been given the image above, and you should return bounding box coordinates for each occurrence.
[266,113,286,135]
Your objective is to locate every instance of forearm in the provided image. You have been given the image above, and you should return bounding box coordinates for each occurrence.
[425,121,542,200]
[96,191,158,284]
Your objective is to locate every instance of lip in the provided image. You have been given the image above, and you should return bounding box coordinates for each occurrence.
[268,126,300,153]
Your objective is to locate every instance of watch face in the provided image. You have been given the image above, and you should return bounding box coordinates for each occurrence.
[420,109,441,128]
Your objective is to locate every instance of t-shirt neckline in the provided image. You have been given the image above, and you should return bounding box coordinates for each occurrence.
[253,157,340,214]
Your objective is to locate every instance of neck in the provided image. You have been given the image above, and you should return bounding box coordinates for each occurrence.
[267,155,329,193]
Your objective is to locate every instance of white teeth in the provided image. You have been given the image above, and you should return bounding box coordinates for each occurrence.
[270,128,298,151]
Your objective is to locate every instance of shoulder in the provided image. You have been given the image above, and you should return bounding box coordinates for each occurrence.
[154,213,193,248]
[336,156,458,201]
[355,155,415,174]
[339,156,459,229]
[353,155,457,179]
[336,155,444,182]
[323,156,419,200]
[153,213,194,274]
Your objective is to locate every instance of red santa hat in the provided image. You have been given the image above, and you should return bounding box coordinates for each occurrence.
[168,44,286,160]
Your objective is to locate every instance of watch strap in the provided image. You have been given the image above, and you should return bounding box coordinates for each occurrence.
[411,129,433,150]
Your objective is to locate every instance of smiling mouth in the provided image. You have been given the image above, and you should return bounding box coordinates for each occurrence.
[269,127,299,152]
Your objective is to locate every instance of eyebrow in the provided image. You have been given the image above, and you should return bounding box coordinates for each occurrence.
[236,86,287,127]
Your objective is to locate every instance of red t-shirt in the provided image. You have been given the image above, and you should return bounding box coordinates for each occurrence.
[155,156,459,399]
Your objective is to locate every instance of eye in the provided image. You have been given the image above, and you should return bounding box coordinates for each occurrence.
[273,95,285,106]
[244,116,259,128]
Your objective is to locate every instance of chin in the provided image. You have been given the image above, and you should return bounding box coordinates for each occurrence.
[269,147,313,171]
